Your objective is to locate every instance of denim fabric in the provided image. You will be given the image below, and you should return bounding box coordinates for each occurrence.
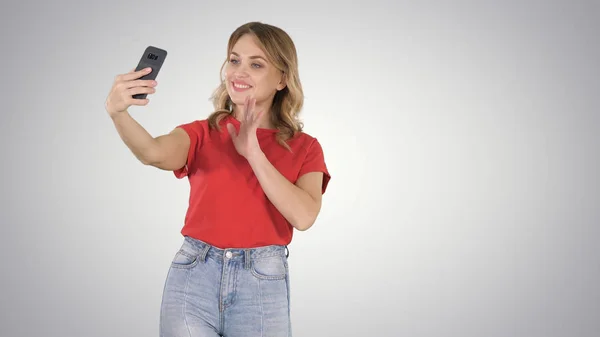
[159,235,292,337]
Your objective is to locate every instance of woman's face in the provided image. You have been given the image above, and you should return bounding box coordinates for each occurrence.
[224,34,286,110]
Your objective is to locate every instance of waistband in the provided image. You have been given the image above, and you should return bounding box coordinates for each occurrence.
[183,235,289,263]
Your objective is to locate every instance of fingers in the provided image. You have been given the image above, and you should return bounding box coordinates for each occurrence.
[107,68,154,114]
[114,86,154,108]
[243,96,258,123]
[129,98,150,106]
[128,67,152,81]
[248,99,262,124]
[117,67,152,83]
[243,96,251,121]
[126,86,156,97]
[248,97,256,122]
[123,79,157,89]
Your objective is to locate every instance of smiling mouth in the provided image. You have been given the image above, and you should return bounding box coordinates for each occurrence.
[232,81,253,90]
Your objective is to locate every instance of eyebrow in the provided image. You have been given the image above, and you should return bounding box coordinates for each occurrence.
[230,51,267,62]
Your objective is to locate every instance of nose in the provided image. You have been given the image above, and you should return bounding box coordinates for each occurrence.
[234,62,251,77]
[234,71,249,79]
[234,70,249,79]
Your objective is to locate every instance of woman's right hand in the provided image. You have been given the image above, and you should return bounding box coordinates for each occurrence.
[105,67,158,118]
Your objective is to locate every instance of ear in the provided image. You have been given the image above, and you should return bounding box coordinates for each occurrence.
[276,72,287,91]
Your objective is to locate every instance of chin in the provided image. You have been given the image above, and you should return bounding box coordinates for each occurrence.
[228,89,253,105]
[228,92,247,105]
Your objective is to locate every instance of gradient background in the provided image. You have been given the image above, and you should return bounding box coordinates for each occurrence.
[1,1,599,336]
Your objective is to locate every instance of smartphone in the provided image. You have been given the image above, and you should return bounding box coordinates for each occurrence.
[132,46,167,99]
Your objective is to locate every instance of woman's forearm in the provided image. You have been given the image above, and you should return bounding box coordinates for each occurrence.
[246,150,320,231]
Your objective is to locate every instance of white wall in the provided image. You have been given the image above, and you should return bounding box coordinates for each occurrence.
[1,1,599,336]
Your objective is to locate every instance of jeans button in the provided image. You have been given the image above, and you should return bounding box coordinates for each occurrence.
[225,251,232,259]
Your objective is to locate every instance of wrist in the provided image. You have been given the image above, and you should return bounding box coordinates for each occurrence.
[109,109,129,121]
[246,148,265,163]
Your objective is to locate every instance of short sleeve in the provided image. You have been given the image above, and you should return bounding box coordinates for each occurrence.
[173,121,203,179]
[298,138,331,194]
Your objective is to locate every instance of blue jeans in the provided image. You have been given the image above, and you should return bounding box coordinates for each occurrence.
[159,236,292,337]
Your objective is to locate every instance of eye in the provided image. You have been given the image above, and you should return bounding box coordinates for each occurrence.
[229,58,239,64]
[252,63,262,69]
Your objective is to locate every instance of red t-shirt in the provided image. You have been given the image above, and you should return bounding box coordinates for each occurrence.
[172,115,331,249]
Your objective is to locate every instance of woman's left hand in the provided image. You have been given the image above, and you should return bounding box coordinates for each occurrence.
[226,96,264,159]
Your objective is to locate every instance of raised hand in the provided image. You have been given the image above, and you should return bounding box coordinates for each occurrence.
[226,95,265,159]
[105,67,158,118]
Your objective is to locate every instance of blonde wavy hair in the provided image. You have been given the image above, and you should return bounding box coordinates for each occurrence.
[207,22,304,150]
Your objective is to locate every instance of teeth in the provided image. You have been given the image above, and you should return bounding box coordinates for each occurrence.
[234,82,251,89]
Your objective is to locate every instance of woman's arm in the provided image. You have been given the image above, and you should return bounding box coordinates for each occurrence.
[105,68,190,171]
[247,151,324,231]
[111,111,190,171]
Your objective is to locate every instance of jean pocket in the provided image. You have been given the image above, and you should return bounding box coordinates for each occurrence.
[170,240,200,269]
[251,255,288,280]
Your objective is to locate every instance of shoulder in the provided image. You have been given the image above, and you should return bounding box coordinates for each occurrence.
[289,131,325,155]
[174,119,214,139]
[290,131,331,193]
[293,130,317,142]
[176,119,209,131]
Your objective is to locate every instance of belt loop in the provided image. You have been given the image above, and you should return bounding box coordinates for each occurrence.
[199,244,210,262]
[285,245,289,258]
[244,249,251,269]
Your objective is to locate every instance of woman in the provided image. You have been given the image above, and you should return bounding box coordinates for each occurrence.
[104,22,331,337]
